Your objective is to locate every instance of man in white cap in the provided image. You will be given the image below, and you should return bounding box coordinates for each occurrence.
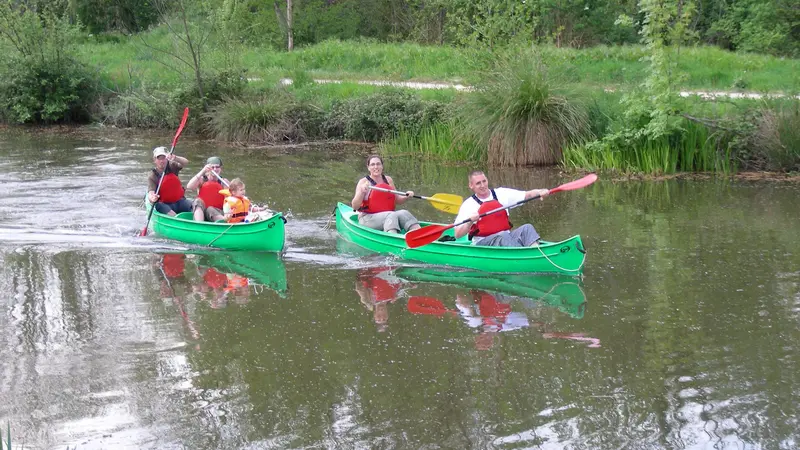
[147,146,192,216]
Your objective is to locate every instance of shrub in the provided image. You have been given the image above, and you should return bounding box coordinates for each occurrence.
[457,52,592,166]
[203,89,305,144]
[323,90,446,142]
[0,57,97,124]
[747,102,800,171]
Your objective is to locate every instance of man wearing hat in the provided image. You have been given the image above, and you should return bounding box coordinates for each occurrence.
[147,146,193,216]
[187,156,229,222]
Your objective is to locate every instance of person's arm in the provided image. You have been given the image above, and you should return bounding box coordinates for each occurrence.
[386,176,414,205]
[523,188,549,200]
[453,201,477,239]
[170,154,189,167]
[186,165,210,191]
[147,173,159,203]
[351,179,368,210]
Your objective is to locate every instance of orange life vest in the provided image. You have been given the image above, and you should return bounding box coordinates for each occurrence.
[198,179,225,209]
[469,189,512,238]
[154,165,185,203]
[358,175,396,214]
[358,267,399,303]
[225,274,249,290]
[224,195,252,223]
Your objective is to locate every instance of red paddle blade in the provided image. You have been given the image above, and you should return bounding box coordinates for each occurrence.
[171,107,189,147]
[550,173,597,194]
[405,224,454,249]
[140,226,148,236]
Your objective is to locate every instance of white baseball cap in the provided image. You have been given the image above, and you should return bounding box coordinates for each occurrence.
[152,146,169,157]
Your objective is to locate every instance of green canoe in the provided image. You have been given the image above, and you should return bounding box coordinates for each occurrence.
[150,210,286,252]
[196,251,288,297]
[335,202,587,275]
[395,267,586,318]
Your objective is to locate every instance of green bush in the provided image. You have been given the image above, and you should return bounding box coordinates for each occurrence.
[203,89,305,143]
[323,90,447,142]
[0,58,97,124]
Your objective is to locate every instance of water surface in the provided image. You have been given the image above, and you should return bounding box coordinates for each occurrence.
[1,129,799,449]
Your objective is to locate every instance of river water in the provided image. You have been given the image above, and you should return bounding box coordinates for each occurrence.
[1,128,799,449]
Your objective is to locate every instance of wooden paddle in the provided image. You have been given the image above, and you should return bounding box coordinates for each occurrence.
[368,186,462,214]
[140,107,190,236]
[404,174,598,249]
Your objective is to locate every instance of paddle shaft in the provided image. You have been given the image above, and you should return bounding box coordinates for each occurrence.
[367,186,458,206]
[141,108,189,236]
[368,185,426,201]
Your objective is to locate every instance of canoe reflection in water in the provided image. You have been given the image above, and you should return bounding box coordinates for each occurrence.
[400,267,599,350]
[355,266,413,332]
[154,252,288,346]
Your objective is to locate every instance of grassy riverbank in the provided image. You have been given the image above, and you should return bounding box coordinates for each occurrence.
[3,17,800,174]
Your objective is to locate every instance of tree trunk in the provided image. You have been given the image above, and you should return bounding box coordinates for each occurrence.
[287,0,293,51]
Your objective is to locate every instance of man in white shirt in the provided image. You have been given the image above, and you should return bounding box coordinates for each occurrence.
[453,170,549,247]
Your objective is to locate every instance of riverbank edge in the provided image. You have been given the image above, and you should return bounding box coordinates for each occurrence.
[3,124,798,182]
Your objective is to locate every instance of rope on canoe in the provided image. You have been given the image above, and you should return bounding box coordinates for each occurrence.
[536,244,586,274]
[206,223,236,247]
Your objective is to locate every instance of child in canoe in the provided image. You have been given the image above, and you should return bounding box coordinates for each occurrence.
[220,178,271,223]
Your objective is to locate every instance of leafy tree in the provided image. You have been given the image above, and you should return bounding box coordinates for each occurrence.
[0,0,97,123]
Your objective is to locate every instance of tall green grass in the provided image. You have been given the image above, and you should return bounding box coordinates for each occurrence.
[562,120,738,174]
[381,122,484,163]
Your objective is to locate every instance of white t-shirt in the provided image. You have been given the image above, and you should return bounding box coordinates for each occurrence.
[455,188,526,242]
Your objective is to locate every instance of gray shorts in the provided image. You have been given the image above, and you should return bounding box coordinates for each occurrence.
[192,198,224,221]
[358,210,419,233]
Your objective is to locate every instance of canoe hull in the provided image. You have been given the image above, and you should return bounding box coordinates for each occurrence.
[335,203,586,274]
[151,210,286,252]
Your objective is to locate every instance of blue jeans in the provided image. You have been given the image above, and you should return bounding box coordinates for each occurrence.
[475,224,540,247]
[155,198,193,214]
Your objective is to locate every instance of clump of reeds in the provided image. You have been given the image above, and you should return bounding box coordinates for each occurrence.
[203,90,303,144]
[457,51,592,166]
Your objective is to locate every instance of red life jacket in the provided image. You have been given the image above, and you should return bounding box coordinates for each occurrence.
[162,254,185,278]
[154,165,185,203]
[475,291,511,320]
[198,179,225,209]
[359,175,396,214]
[469,189,512,238]
[203,268,227,289]
[358,267,399,303]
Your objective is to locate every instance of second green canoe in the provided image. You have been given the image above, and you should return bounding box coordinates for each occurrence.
[335,203,587,275]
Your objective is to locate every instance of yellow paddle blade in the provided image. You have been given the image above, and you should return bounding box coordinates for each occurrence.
[218,189,231,196]
[427,193,462,214]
